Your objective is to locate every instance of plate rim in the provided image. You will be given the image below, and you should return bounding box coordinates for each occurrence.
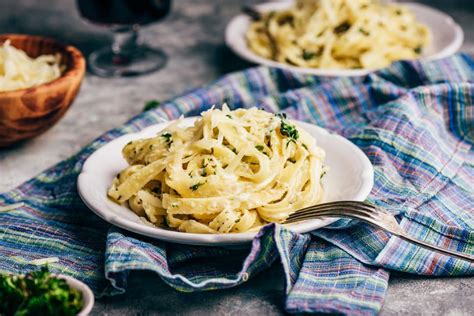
[225,1,464,77]
[77,117,374,246]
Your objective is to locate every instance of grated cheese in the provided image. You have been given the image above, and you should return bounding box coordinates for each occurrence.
[0,40,62,92]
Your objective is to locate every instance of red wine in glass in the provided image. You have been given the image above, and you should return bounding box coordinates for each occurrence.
[76,0,171,77]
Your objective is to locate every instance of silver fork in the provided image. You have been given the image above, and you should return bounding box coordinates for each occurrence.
[285,201,474,263]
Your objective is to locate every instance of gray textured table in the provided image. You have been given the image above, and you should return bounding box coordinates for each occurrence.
[1,0,473,314]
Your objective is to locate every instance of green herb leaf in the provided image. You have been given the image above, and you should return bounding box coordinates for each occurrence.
[189,182,205,191]
[161,132,173,147]
[278,117,299,142]
[275,112,287,120]
[255,145,264,151]
[143,100,161,111]
[0,267,83,316]
[302,50,317,60]
[359,28,370,36]
[334,22,351,34]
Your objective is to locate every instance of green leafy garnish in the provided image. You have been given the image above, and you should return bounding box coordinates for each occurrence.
[359,28,370,36]
[414,46,422,54]
[320,170,327,179]
[302,50,316,60]
[255,145,264,151]
[161,132,173,147]
[275,112,287,120]
[143,100,161,111]
[189,182,205,191]
[276,113,299,146]
[334,22,351,34]
[280,120,299,139]
[0,267,83,316]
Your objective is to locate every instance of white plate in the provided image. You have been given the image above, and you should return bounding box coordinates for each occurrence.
[78,118,374,246]
[225,1,464,77]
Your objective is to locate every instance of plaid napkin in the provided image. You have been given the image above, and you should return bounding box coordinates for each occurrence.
[1,54,473,315]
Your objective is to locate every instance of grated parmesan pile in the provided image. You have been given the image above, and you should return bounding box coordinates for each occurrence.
[0,40,62,92]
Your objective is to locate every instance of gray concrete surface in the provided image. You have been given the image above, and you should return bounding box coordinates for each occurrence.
[0,0,473,314]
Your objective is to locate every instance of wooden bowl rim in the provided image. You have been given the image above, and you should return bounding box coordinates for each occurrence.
[0,34,86,97]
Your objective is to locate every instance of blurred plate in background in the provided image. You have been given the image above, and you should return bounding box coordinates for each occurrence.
[225,1,464,77]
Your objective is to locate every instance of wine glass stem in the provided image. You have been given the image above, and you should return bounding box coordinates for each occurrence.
[111,26,141,64]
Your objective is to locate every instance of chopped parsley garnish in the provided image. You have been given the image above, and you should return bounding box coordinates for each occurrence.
[255,145,264,151]
[161,132,173,147]
[302,143,308,150]
[280,121,299,139]
[143,99,161,111]
[359,28,370,36]
[277,114,299,146]
[201,159,210,176]
[320,170,327,179]
[0,267,83,316]
[226,114,232,119]
[414,46,422,54]
[334,22,351,34]
[302,50,316,60]
[189,182,205,191]
[275,112,287,119]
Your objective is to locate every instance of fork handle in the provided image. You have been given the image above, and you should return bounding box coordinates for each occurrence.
[395,232,474,263]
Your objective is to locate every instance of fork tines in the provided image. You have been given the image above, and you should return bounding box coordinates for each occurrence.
[285,201,378,223]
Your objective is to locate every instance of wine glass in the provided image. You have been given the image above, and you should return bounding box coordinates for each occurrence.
[76,0,171,77]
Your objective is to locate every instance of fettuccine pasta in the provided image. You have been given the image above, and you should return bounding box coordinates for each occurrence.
[108,106,327,234]
[246,0,431,69]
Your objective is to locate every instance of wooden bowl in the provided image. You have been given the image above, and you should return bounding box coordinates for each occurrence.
[0,34,85,147]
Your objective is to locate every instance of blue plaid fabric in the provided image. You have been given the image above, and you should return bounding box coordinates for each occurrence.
[1,54,473,315]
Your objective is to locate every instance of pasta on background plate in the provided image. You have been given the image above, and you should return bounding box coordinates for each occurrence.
[246,0,431,69]
[108,106,327,234]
